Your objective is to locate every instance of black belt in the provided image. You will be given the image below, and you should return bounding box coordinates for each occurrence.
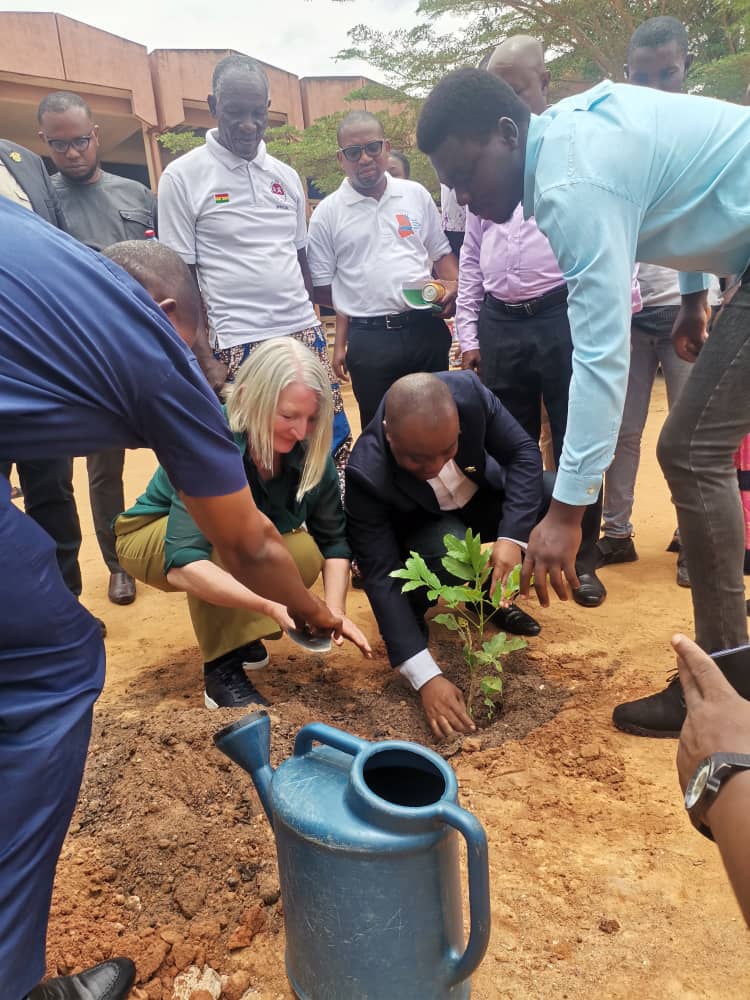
[349,310,436,331]
[484,284,567,318]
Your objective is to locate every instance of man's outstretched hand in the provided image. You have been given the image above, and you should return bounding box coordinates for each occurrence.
[290,594,343,641]
[420,675,475,740]
[675,633,750,927]
[675,634,750,791]
[520,500,583,607]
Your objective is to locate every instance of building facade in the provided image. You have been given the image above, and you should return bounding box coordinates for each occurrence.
[0,12,393,188]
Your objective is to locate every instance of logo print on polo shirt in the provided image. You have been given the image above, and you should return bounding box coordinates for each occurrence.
[396,213,415,238]
[271,181,286,197]
[214,192,230,205]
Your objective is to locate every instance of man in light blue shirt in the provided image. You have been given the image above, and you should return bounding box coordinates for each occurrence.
[417,68,750,736]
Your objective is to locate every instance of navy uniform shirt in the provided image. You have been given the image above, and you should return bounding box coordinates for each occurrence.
[0,197,246,499]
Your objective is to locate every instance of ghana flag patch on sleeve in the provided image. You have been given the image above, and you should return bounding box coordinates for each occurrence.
[214,192,230,204]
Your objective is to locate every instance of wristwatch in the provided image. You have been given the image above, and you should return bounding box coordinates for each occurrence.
[684,752,750,840]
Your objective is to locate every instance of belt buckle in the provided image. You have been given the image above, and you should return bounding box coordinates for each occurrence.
[385,314,403,330]
[523,300,536,316]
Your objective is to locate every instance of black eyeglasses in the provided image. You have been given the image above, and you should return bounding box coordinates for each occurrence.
[44,133,95,154]
[338,140,385,162]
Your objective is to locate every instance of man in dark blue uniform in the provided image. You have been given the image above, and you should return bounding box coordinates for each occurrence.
[0,199,342,1000]
[0,139,85,605]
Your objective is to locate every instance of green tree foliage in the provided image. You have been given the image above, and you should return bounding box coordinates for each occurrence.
[338,0,750,102]
[157,130,206,156]
[266,85,440,197]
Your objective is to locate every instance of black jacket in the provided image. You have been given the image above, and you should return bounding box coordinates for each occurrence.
[345,370,543,666]
[0,140,66,229]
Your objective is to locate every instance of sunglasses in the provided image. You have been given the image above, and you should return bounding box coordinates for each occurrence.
[44,133,95,154]
[338,140,385,163]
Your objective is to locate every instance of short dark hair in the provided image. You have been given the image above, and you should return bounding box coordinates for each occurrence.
[102,240,201,319]
[336,110,384,147]
[388,150,411,178]
[37,91,92,124]
[212,54,269,100]
[628,16,689,60]
[417,68,530,155]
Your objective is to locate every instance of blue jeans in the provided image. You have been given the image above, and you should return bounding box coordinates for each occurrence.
[657,281,750,654]
[603,307,692,538]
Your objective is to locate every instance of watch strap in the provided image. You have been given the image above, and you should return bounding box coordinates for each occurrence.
[689,752,750,839]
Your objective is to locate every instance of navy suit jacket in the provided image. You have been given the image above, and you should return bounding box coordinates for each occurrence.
[345,370,543,666]
[0,141,66,229]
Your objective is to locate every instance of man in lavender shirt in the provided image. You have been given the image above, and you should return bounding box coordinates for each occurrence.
[457,37,610,607]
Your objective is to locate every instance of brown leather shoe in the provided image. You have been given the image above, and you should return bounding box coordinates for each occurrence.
[108,571,135,606]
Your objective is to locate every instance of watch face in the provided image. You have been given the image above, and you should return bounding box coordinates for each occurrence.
[685,760,712,809]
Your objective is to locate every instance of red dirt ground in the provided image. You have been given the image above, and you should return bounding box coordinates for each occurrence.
[37,378,750,999]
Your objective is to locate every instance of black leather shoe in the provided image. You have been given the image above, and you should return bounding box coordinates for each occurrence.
[612,675,685,737]
[108,571,136,606]
[572,571,607,607]
[490,602,541,636]
[27,957,136,999]
[666,529,681,553]
[596,535,638,566]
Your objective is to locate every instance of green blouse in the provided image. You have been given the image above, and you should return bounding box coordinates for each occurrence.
[119,425,351,571]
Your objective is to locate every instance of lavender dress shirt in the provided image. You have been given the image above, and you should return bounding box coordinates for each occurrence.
[456,204,642,353]
[455,204,565,352]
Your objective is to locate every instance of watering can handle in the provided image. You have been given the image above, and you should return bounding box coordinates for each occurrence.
[293,722,370,759]
[434,801,491,987]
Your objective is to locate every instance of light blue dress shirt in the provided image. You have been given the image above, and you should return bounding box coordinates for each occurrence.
[523,80,750,506]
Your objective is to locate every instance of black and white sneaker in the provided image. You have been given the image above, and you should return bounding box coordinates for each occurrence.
[238,639,270,672]
[204,659,270,710]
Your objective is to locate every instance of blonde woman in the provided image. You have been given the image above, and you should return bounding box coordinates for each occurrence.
[115,337,371,709]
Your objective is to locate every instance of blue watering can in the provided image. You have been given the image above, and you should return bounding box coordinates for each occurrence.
[214,712,490,1000]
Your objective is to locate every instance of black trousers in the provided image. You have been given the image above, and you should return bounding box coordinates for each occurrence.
[0,458,82,594]
[347,315,451,429]
[445,230,465,257]
[477,297,601,571]
[86,448,126,573]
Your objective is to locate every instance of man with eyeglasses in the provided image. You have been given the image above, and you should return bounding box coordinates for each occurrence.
[157,54,352,485]
[307,110,459,429]
[38,90,158,611]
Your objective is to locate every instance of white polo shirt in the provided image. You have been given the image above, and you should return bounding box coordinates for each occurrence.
[158,132,317,348]
[307,174,451,317]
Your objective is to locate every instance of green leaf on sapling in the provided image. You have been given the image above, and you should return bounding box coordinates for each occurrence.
[433,613,462,632]
[439,585,477,607]
[441,555,475,581]
[482,631,526,658]
[480,674,504,695]
[500,563,523,602]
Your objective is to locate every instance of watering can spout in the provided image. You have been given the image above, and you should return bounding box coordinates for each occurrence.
[213,711,275,825]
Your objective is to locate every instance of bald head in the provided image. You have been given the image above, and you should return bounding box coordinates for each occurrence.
[487,35,549,115]
[102,240,202,347]
[384,374,459,480]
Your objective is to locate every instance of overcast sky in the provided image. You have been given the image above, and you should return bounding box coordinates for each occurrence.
[10,0,431,80]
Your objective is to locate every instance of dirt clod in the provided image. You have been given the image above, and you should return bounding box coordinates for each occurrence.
[598,918,621,935]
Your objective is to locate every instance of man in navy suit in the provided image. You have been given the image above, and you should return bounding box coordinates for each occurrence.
[346,370,545,738]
